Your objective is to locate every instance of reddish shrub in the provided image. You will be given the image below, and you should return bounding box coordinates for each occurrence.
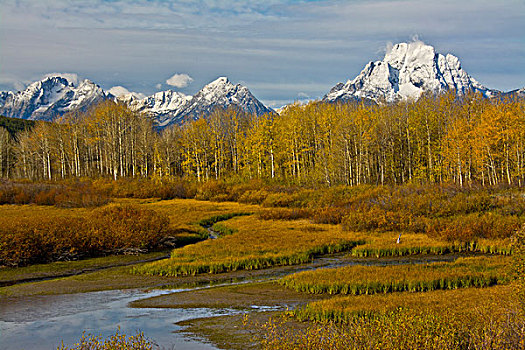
[312,207,348,224]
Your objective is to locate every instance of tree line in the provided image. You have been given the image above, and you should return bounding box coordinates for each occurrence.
[0,91,523,187]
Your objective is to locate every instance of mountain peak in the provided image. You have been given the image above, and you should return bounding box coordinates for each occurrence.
[0,76,107,120]
[324,41,492,103]
[172,77,273,125]
[208,76,230,86]
[200,77,235,96]
[0,75,272,127]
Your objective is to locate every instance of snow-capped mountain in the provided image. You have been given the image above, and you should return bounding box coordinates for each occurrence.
[323,41,494,103]
[119,77,273,127]
[0,75,273,127]
[177,77,273,123]
[0,76,110,121]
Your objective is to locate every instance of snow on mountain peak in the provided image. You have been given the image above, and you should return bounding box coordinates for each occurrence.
[210,76,230,85]
[0,76,108,120]
[199,77,235,98]
[172,76,273,125]
[121,77,272,128]
[324,41,492,103]
[0,74,272,127]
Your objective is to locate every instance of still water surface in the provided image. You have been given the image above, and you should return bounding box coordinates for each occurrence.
[0,288,238,350]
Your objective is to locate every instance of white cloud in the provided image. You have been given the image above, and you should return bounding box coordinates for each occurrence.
[155,83,162,90]
[297,92,309,98]
[108,85,146,99]
[42,72,79,86]
[166,73,193,88]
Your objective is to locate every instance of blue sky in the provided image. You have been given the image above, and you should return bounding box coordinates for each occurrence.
[0,0,523,107]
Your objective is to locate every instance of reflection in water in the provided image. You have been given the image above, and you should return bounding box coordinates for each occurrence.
[0,288,236,350]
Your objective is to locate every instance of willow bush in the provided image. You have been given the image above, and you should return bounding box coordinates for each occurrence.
[0,205,170,266]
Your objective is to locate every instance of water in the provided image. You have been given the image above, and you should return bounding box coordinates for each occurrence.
[0,253,468,349]
[0,288,239,350]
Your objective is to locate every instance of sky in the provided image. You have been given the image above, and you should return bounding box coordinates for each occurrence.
[0,0,523,108]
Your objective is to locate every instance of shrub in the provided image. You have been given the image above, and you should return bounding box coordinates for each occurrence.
[0,205,170,267]
[513,225,525,311]
[195,180,232,201]
[0,180,109,207]
[89,205,170,250]
[341,208,414,232]
[262,193,296,208]
[311,207,347,224]
[58,328,155,350]
[427,213,521,241]
[238,190,270,204]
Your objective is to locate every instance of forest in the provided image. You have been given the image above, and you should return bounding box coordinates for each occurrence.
[0,91,523,187]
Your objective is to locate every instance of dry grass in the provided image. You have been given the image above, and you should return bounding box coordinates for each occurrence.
[131,198,258,233]
[257,286,524,350]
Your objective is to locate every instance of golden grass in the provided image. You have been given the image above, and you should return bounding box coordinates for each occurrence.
[293,284,517,323]
[0,202,90,220]
[349,232,513,257]
[128,198,259,233]
[258,285,524,350]
[132,217,364,276]
[280,255,510,295]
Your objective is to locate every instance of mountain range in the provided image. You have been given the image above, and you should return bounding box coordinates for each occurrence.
[0,41,522,127]
[119,76,273,127]
[0,76,274,128]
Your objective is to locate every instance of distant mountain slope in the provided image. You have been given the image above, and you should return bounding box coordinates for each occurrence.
[0,76,273,128]
[121,90,193,128]
[323,41,496,103]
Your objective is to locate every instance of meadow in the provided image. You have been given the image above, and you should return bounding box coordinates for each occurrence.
[1,180,524,349]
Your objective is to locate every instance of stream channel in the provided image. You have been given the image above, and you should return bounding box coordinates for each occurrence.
[0,252,466,350]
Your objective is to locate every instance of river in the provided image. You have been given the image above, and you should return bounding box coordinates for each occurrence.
[0,253,465,349]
